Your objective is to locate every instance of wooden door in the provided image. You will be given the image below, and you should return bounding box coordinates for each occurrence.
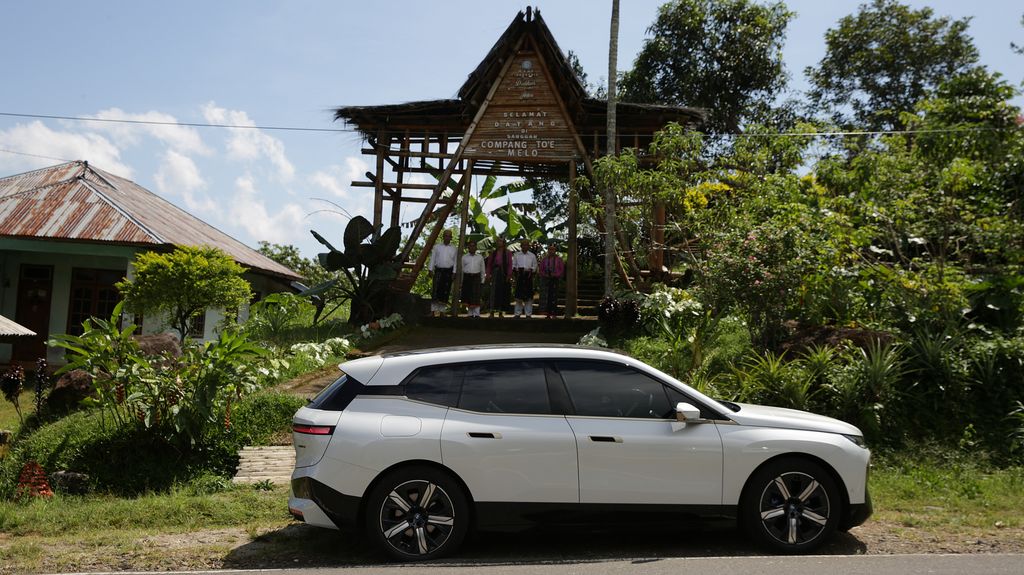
[13,264,53,362]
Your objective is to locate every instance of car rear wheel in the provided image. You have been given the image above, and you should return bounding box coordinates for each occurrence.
[365,466,469,561]
[741,458,841,553]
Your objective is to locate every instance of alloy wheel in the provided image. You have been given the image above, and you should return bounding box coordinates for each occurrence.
[378,479,456,556]
[757,471,831,546]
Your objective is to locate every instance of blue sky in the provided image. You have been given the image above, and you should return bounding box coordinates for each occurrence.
[2,1,1021,260]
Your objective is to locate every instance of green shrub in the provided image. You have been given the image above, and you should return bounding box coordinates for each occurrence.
[0,411,237,497]
[228,391,305,447]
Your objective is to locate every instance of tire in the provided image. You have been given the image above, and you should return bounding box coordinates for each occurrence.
[364,466,470,561]
[740,457,841,554]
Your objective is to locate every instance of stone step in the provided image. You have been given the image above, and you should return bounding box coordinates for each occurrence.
[232,445,296,485]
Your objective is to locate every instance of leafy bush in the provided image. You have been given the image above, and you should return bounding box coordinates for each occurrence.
[228,391,305,447]
[597,295,642,343]
[49,305,266,448]
[0,411,235,497]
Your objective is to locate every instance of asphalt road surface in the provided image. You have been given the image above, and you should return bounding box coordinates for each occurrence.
[56,554,1024,575]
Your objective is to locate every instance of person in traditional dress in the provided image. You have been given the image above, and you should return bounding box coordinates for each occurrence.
[538,243,566,318]
[512,239,538,318]
[460,240,486,317]
[428,229,456,316]
[485,237,513,317]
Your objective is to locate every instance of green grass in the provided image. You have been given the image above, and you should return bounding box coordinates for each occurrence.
[870,454,1024,531]
[0,483,291,537]
[0,389,34,433]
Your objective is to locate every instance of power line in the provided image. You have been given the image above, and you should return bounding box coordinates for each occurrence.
[0,147,75,163]
[0,112,349,133]
[0,111,1017,139]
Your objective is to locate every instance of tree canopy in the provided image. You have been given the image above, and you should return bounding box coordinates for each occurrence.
[805,0,979,131]
[620,0,793,133]
[117,246,252,341]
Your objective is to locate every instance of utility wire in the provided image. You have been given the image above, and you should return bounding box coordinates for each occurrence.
[0,112,348,133]
[0,147,75,163]
[0,111,1018,139]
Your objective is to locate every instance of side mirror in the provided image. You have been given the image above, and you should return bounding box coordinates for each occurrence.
[675,402,702,422]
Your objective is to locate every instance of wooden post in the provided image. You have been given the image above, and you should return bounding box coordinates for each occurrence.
[651,201,666,279]
[566,159,578,317]
[372,130,386,239]
[390,131,410,230]
[450,160,475,315]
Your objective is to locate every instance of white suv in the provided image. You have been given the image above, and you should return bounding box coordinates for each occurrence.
[289,345,871,560]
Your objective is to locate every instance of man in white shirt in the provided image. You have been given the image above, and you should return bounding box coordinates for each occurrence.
[512,239,538,317]
[429,229,457,316]
[460,240,486,317]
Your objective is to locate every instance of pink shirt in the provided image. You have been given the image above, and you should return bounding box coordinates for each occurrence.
[539,254,565,278]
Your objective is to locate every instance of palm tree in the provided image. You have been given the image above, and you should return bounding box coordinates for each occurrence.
[604,0,620,297]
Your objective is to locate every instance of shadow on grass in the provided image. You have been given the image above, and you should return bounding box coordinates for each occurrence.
[223,523,868,569]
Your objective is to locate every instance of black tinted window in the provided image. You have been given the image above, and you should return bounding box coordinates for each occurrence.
[458,361,551,415]
[308,374,362,411]
[558,360,672,419]
[406,365,462,407]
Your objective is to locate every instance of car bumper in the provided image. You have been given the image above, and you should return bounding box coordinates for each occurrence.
[290,475,361,530]
[842,487,873,530]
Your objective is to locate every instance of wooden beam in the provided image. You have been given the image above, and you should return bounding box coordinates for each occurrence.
[399,35,527,269]
[566,159,578,317]
[372,130,386,238]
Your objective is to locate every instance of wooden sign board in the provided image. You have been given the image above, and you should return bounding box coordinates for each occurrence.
[464,50,578,162]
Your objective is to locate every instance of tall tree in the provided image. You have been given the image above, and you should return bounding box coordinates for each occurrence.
[620,0,793,133]
[605,0,620,297]
[805,0,979,132]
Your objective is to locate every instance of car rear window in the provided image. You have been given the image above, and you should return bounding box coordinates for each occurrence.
[406,365,463,407]
[307,373,363,411]
[458,360,551,415]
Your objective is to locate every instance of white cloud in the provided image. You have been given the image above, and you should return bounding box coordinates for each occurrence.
[0,121,132,177]
[85,108,210,156]
[308,156,373,220]
[201,102,295,181]
[154,150,218,213]
[228,174,306,244]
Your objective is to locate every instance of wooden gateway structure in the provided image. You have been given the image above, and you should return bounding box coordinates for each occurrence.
[334,7,703,314]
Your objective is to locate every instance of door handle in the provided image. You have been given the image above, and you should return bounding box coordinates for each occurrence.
[467,432,502,439]
[589,435,623,443]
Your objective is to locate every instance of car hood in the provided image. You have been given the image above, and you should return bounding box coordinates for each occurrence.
[726,403,862,436]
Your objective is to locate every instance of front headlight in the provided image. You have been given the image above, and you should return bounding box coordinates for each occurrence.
[842,434,868,449]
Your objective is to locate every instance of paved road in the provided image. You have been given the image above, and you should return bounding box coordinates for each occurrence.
[55,554,1024,575]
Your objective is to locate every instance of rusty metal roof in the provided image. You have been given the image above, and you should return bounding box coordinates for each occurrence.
[0,161,301,281]
[0,314,35,338]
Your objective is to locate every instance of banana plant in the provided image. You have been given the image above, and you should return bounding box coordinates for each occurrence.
[302,216,402,325]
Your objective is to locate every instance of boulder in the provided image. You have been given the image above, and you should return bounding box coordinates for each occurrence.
[46,369,95,411]
[50,471,91,495]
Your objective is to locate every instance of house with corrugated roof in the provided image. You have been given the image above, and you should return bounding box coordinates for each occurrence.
[0,160,302,364]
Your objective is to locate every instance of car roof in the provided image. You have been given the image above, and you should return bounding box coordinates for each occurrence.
[340,344,631,385]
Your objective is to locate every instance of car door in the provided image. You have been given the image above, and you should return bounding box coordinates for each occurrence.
[557,360,724,505]
[439,360,579,504]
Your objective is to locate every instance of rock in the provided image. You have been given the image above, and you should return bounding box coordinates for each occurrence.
[50,471,91,495]
[46,369,95,411]
[135,332,182,360]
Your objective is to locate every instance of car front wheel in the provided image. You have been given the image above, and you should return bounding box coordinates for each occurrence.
[365,466,469,561]
[741,458,841,553]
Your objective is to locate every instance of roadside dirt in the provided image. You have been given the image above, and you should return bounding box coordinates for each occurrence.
[6,519,1020,574]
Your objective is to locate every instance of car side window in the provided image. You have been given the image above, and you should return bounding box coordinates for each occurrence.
[458,360,551,415]
[405,365,463,407]
[557,360,672,419]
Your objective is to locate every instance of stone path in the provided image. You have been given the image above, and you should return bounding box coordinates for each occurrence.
[231,446,295,485]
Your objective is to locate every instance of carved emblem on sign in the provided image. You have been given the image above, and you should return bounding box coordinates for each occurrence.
[465,50,577,162]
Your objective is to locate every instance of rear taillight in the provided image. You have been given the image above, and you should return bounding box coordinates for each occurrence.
[293,424,335,435]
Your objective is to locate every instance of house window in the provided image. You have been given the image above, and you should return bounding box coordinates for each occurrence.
[188,312,207,339]
[67,268,124,335]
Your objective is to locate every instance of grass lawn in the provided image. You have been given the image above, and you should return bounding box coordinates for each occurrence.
[0,456,1022,574]
[0,389,34,433]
